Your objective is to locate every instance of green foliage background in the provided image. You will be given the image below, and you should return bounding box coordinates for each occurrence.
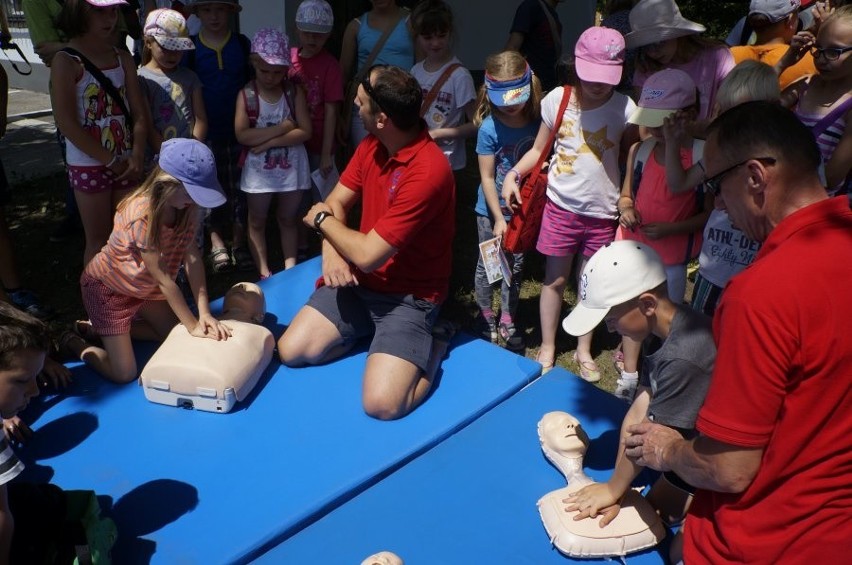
[599,0,749,40]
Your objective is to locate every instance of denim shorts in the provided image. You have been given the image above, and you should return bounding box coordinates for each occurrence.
[307,284,439,373]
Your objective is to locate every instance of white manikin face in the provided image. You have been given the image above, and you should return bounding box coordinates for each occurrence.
[539,412,589,456]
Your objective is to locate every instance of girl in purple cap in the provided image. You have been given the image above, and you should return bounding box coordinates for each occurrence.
[503,27,638,380]
[64,138,231,384]
[51,0,148,266]
[236,28,311,278]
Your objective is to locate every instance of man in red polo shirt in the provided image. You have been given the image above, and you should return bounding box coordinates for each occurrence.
[621,102,852,563]
[278,65,455,420]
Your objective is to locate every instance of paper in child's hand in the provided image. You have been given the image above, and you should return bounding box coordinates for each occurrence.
[479,237,510,285]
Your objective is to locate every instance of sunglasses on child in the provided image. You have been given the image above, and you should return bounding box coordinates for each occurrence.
[704,157,776,196]
[810,45,852,61]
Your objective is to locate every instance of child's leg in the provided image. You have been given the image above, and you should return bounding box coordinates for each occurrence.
[276,191,305,270]
[246,193,273,278]
[646,474,694,526]
[63,332,136,384]
[75,189,114,266]
[473,215,497,328]
[573,254,596,367]
[539,254,575,365]
[500,250,525,323]
[133,299,179,341]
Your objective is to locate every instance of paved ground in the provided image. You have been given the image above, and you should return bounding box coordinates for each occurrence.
[2,88,64,181]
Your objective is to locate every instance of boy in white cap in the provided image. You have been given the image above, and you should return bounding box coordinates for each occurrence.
[561,240,715,563]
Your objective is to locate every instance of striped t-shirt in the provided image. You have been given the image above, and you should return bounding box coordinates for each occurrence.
[795,91,852,195]
[84,196,198,300]
[0,437,24,486]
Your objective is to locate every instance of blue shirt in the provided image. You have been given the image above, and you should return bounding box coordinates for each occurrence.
[474,114,540,220]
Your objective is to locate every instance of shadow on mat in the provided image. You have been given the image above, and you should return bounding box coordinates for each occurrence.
[104,478,199,564]
[17,411,99,483]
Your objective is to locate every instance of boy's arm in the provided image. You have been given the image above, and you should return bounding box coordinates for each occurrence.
[0,484,12,565]
[191,81,208,142]
[564,388,651,527]
[319,100,340,174]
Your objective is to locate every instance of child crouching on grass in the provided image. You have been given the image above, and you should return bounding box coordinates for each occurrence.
[64,138,231,383]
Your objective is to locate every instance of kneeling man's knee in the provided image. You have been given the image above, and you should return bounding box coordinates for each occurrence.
[362,392,407,421]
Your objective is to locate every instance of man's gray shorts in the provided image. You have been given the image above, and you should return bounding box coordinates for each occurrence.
[307,285,440,372]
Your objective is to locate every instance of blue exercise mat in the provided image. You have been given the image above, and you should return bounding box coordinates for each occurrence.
[254,368,667,564]
[16,258,541,564]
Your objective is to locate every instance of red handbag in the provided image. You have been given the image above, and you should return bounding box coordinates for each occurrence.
[503,86,572,253]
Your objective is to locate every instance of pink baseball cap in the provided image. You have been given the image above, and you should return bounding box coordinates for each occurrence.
[628,68,696,127]
[574,26,625,86]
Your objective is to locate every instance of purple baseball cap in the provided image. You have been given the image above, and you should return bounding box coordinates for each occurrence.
[628,68,697,127]
[251,28,290,67]
[158,138,225,208]
[575,26,626,86]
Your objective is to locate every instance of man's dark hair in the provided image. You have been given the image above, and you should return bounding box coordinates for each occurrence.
[0,302,50,371]
[707,101,821,174]
[364,65,423,131]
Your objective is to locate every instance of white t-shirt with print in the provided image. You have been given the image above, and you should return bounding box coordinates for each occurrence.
[411,57,476,171]
[541,87,636,220]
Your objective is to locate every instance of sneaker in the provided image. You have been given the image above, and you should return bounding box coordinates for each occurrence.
[8,289,55,320]
[614,376,638,403]
[49,215,82,243]
[499,322,525,351]
[478,316,498,343]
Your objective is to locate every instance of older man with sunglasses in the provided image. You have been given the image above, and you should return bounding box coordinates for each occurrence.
[278,65,456,421]
[624,102,852,563]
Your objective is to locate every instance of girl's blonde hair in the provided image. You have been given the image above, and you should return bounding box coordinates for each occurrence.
[474,51,542,126]
[714,60,780,115]
[118,167,195,250]
[141,36,157,66]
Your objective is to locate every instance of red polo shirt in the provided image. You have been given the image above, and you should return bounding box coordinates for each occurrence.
[340,128,455,303]
[686,196,852,563]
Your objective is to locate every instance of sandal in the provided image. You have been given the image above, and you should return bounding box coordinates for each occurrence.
[499,322,525,352]
[58,330,87,360]
[573,352,601,383]
[536,353,555,375]
[232,246,255,272]
[209,247,232,273]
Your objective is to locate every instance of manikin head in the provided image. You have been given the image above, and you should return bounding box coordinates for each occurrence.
[538,412,590,457]
[221,282,266,323]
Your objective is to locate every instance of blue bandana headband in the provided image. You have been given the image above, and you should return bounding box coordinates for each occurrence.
[485,65,533,107]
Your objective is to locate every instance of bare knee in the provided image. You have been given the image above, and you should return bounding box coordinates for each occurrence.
[277,331,308,367]
[362,393,407,421]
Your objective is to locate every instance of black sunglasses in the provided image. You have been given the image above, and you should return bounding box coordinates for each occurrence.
[360,64,390,114]
[704,157,776,196]
[810,45,852,61]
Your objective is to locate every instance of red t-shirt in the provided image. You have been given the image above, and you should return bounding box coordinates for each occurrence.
[289,47,344,156]
[339,129,455,303]
[686,196,852,563]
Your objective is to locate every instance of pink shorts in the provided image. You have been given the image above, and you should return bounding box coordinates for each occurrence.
[68,164,133,194]
[80,273,146,336]
[536,199,617,258]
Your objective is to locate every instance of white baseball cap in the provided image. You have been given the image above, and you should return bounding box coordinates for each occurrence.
[562,241,666,336]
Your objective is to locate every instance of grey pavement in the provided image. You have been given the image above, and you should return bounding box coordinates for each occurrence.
[2,88,64,182]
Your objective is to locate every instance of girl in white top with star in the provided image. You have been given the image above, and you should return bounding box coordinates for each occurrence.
[503,27,637,380]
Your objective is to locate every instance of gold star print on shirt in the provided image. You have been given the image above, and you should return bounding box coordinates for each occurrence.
[555,149,578,175]
[577,126,614,161]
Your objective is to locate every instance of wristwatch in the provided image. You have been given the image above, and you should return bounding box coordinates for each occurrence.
[313,210,332,234]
